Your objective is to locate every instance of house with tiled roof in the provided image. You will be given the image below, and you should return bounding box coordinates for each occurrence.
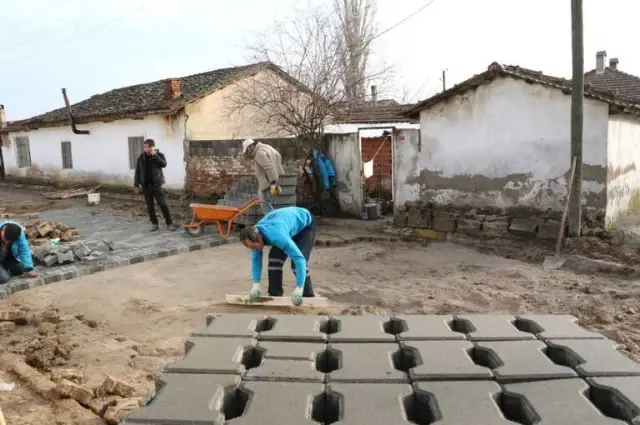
[585,51,640,101]
[402,55,640,228]
[0,62,305,193]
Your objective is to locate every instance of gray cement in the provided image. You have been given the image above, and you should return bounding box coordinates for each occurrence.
[328,343,409,383]
[517,314,607,340]
[165,337,254,375]
[194,314,266,338]
[327,315,396,343]
[393,314,465,341]
[407,340,494,381]
[546,339,640,377]
[257,315,328,342]
[455,314,536,341]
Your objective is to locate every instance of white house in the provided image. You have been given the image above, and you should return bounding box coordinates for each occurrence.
[402,54,640,228]
[0,62,298,191]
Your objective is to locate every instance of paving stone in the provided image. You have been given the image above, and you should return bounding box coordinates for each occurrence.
[327,383,413,425]
[504,379,625,425]
[406,340,494,381]
[475,340,577,382]
[413,381,514,424]
[193,314,265,338]
[509,218,538,236]
[165,337,255,375]
[393,315,465,341]
[328,343,408,383]
[327,315,396,342]
[517,314,605,340]
[123,373,240,424]
[547,339,640,377]
[257,341,326,360]
[230,382,321,425]
[587,377,640,424]
[258,315,328,342]
[243,358,324,382]
[455,314,535,341]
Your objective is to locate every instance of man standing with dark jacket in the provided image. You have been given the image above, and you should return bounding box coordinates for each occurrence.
[134,139,176,232]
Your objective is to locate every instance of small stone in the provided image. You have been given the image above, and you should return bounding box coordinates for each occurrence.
[37,222,54,237]
[97,375,136,398]
[37,323,57,335]
[616,314,625,322]
[55,379,94,405]
[0,309,29,324]
[130,356,168,375]
[456,219,482,235]
[51,368,85,384]
[103,398,143,425]
[0,321,17,333]
[626,307,636,315]
[39,310,61,324]
[56,250,75,264]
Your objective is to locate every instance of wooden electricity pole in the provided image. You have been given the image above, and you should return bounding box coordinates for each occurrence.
[568,0,584,237]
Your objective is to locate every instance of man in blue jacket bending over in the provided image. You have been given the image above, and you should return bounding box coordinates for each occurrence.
[0,220,39,284]
[238,206,316,306]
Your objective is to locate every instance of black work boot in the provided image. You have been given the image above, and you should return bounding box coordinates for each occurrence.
[167,223,177,231]
[150,223,159,232]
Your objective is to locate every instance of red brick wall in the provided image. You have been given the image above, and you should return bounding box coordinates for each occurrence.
[361,136,392,200]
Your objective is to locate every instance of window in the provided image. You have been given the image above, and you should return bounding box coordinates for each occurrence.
[61,141,73,169]
[128,136,145,169]
[15,136,31,168]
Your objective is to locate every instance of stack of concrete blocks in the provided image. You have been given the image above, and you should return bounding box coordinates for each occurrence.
[123,313,640,424]
[217,167,299,226]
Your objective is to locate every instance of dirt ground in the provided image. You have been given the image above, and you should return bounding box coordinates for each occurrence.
[1,240,640,424]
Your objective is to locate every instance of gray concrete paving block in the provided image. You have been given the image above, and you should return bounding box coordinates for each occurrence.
[257,341,326,360]
[229,381,321,425]
[413,381,514,425]
[166,337,254,375]
[547,339,640,377]
[476,340,578,383]
[258,315,328,342]
[327,383,413,425]
[192,314,265,338]
[517,314,605,340]
[455,314,535,341]
[504,379,627,425]
[328,343,409,383]
[243,358,324,382]
[587,377,640,425]
[407,340,494,381]
[393,315,465,341]
[123,373,240,424]
[328,315,396,342]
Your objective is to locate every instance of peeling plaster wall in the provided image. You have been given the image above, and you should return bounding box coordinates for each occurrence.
[401,77,608,211]
[326,133,363,216]
[606,115,640,227]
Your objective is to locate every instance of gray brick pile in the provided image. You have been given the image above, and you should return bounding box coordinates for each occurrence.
[123,313,640,424]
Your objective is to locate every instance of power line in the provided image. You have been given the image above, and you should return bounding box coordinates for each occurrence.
[0,0,76,38]
[371,0,439,41]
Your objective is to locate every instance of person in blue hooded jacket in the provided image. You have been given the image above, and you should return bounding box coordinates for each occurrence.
[0,220,39,284]
[238,206,316,306]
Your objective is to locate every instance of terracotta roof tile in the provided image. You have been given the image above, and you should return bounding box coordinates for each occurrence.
[584,67,640,100]
[333,99,416,124]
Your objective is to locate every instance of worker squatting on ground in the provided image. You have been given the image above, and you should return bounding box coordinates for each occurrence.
[239,206,316,306]
[0,220,39,284]
[241,139,285,214]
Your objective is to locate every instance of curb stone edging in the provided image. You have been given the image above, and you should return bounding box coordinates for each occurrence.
[0,237,237,300]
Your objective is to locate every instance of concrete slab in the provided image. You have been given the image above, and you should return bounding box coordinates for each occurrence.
[517,314,605,340]
[229,382,322,425]
[328,315,396,342]
[243,358,324,382]
[258,315,328,342]
[413,381,514,424]
[327,383,414,425]
[257,341,326,360]
[165,337,253,375]
[328,343,408,383]
[476,340,577,383]
[123,373,240,424]
[407,341,494,381]
[193,314,265,338]
[393,315,465,341]
[547,339,640,377]
[587,377,640,425]
[455,314,535,341]
[504,379,626,425]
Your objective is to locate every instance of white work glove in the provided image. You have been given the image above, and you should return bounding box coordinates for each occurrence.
[291,286,304,306]
[248,283,262,302]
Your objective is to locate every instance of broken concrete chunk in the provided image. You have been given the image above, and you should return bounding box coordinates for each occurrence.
[51,368,85,384]
[73,243,92,259]
[432,216,457,232]
[508,218,538,236]
[55,379,94,405]
[97,375,136,398]
[37,222,54,237]
[56,250,75,264]
[457,219,482,235]
[103,398,143,425]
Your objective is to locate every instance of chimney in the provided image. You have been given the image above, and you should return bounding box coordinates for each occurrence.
[371,85,377,106]
[596,51,607,74]
[609,58,619,70]
[0,105,6,129]
[163,78,181,101]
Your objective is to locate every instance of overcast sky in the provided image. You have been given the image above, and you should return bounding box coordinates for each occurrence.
[0,0,637,121]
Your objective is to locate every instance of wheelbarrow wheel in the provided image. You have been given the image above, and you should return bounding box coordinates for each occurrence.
[185,224,204,237]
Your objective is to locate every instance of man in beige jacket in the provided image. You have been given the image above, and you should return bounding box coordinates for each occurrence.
[242,139,285,213]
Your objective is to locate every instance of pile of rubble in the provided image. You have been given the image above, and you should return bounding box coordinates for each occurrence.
[24,220,82,246]
[32,241,107,267]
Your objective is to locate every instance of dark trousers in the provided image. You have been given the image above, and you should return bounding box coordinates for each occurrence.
[267,217,316,297]
[142,186,172,225]
[0,255,23,284]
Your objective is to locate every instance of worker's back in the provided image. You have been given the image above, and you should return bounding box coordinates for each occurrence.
[256,207,312,240]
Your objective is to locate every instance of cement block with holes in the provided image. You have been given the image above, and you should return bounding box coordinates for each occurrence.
[227,382,322,425]
[504,379,626,425]
[393,315,466,341]
[165,337,254,375]
[257,341,326,360]
[413,381,515,425]
[193,314,265,338]
[257,315,328,342]
[547,339,640,377]
[475,340,578,383]
[327,315,396,343]
[328,343,408,383]
[243,357,324,382]
[455,314,535,341]
[406,340,494,381]
[123,373,240,424]
[517,314,605,340]
[327,383,414,425]
[587,377,640,424]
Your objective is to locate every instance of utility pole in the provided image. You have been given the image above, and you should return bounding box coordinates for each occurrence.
[0,105,6,181]
[568,0,584,237]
